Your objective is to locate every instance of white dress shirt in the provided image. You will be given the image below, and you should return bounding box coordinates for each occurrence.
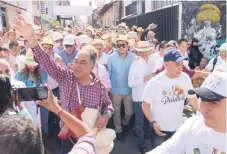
[97,52,109,65]
[128,57,157,102]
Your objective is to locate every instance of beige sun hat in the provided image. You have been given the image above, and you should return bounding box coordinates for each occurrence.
[127,31,138,39]
[93,39,105,46]
[115,35,129,44]
[137,27,144,32]
[101,33,112,40]
[19,49,38,66]
[85,26,94,34]
[135,41,153,52]
[41,37,54,46]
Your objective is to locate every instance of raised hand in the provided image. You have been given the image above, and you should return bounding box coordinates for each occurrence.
[12,15,35,40]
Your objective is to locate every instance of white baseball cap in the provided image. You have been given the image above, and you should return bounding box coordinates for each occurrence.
[189,71,227,102]
[52,32,63,42]
[63,35,75,45]
[79,34,91,44]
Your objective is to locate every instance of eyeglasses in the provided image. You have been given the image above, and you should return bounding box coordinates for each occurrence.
[65,45,73,48]
[0,69,10,75]
[117,44,126,48]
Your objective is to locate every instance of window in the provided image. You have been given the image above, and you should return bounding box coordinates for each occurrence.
[125,1,137,16]
[46,7,48,14]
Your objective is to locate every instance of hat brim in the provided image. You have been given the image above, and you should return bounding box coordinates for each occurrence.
[135,47,153,52]
[188,87,225,102]
[175,57,186,62]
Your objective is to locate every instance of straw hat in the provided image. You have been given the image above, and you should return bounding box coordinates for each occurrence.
[137,27,144,32]
[135,41,153,52]
[127,31,138,39]
[132,25,137,30]
[41,37,54,46]
[85,26,94,34]
[4,29,19,40]
[101,33,112,40]
[19,49,38,66]
[116,35,129,44]
[93,39,105,46]
[118,22,127,28]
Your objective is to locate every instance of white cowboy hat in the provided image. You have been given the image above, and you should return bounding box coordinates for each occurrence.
[127,31,138,39]
[93,39,105,46]
[135,41,153,52]
[115,35,129,44]
[18,49,38,66]
[81,108,116,154]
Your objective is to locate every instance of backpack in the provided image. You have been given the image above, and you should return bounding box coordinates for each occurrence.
[211,57,218,72]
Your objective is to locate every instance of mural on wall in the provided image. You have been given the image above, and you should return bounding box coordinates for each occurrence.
[182,1,226,60]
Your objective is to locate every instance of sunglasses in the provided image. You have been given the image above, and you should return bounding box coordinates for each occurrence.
[65,45,73,48]
[117,44,126,48]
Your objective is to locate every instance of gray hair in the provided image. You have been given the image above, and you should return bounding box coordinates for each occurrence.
[80,45,97,65]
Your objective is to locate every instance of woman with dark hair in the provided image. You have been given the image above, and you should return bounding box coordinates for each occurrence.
[14,49,47,87]
[188,38,203,69]
[0,75,31,118]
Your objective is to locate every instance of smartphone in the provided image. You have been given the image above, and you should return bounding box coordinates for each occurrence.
[17,87,48,101]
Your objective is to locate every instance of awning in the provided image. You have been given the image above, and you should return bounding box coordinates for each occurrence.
[121,13,137,20]
[0,1,27,11]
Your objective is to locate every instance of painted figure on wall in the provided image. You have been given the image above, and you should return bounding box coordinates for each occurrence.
[182,2,226,60]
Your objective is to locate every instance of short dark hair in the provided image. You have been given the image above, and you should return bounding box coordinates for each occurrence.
[0,115,44,154]
[9,41,19,49]
[0,75,13,115]
[159,41,168,49]
[177,38,188,45]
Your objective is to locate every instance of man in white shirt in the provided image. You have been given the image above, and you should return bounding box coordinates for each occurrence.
[9,41,20,73]
[147,71,226,154]
[128,41,157,154]
[142,49,199,148]
[93,39,109,68]
[204,43,227,72]
[177,38,190,68]
[150,41,168,69]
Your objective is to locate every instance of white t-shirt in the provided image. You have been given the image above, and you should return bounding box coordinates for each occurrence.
[214,63,227,73]
[147,115,226,154]
[142,71,194,131]
[206,56,225,71]
[128,57,156,102]
[92,64,111,89]
[97,52,109,65]
[150,52,162,64]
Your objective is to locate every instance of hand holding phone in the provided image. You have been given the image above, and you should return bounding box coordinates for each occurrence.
[17,87,48,101]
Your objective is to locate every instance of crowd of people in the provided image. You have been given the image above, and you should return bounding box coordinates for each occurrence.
[0,14,226,154]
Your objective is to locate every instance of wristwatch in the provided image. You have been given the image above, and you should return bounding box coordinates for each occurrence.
[104,111,112,119]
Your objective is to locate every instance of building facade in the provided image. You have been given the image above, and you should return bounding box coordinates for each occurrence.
[122,0,226,60]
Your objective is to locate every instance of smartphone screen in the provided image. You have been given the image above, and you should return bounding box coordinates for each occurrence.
[17,87,48,101]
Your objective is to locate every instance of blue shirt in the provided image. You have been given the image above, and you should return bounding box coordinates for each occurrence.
[107,51,136,95]
[53,47,64,56]
[14,71,47,87]
[58,49,78,66]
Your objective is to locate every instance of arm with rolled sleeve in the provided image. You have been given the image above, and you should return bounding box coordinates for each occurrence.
[128,61,144,87]
[146,116,193,154]
[32,45,71,84]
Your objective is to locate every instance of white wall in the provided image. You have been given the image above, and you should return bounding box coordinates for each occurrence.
[21,0,34,24]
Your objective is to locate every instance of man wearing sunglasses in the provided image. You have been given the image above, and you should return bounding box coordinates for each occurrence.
[58,35,78,68]
[147,71,226,154]
[53,32,64,55]
[107,35,136,142]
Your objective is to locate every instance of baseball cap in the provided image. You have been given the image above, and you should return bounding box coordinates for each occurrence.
[188,71,227,102]
[219,43,227,52]
[78,35,91,44]
[63,35,75,46]
[163,49,186,62]
[52,32,63,42]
